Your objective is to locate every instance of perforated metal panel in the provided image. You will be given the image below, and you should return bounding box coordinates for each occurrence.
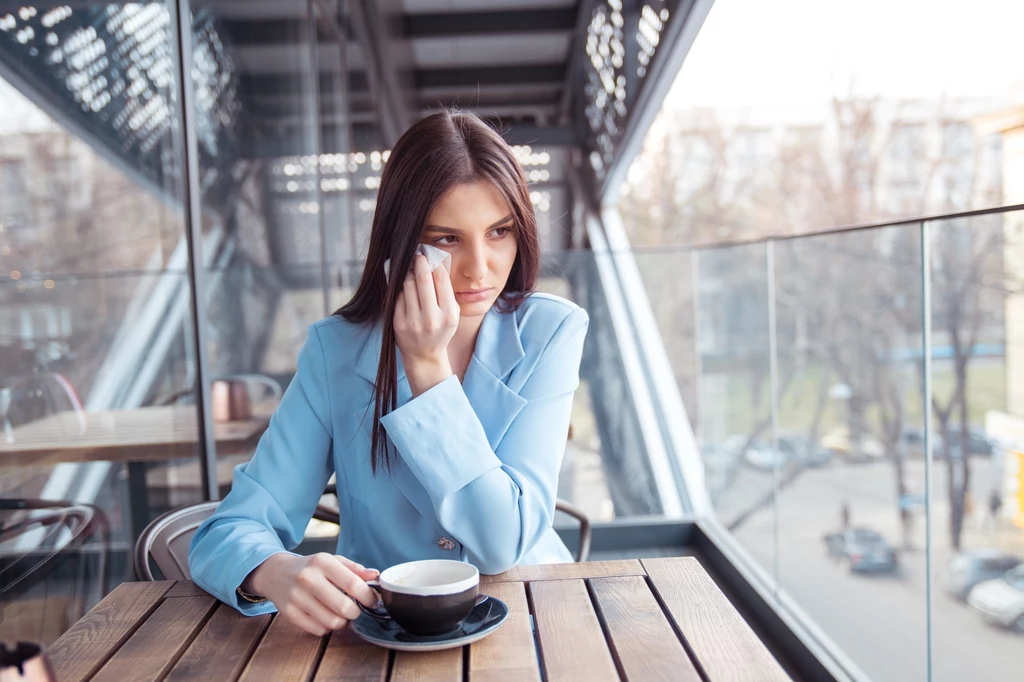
[582,0,674,182]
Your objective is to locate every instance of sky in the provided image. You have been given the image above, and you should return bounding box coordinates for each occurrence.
[666,0,1024,111]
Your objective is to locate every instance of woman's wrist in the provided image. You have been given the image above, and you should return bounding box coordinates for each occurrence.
[404,354,453,396]
[247,552,287,596]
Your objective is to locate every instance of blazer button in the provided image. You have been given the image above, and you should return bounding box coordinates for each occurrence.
[437,537,456,551]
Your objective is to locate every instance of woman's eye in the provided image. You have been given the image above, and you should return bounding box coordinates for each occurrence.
[491,226,512,238]
[433,235,458,246]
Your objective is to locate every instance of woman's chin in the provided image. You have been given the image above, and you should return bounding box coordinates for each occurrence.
[457,297,495,318]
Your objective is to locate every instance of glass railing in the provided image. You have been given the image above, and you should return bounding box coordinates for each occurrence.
[629,207,1024,681]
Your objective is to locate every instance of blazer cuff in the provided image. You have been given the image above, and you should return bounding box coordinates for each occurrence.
[197,541,293,616]
[380,375,502,502]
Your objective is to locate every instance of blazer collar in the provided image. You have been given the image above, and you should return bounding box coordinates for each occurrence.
[353,305,525,386]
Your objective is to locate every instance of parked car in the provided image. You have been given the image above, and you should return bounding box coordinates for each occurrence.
[967,565,1024,631]
[944,426,994,459]
[945,550,1022,601]
[820,428,885,462]
[823,528,898,573]
[903,425,993,460]
[743,440,785,471]
[779,434,832,467]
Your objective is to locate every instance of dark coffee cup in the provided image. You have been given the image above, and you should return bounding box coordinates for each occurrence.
[359,559,483,636]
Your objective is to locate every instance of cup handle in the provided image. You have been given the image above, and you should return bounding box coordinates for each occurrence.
[356,580,392,624]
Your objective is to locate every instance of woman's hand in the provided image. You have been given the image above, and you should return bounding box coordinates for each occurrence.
[247,552,380,636]
[395,253,460,396]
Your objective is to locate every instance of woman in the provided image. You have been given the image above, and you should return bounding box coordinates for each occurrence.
[189,110,589,636]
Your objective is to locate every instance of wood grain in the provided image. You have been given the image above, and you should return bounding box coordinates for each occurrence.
[166,581,210,598]
[313,627,390,682]
[643,557,791,681]
[238,614,326,682]
[470,582,541,682]
[390,647,462,682]
[590,576,701,682]
[90,596,217,682]
[481,559,645,585]
[164,604,271,682]
[48,581,174,682]
[529,579,619,682]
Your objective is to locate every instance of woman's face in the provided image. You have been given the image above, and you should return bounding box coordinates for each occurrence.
[421,180,518,318]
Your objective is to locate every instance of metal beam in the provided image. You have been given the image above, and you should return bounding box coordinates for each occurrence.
[347,0,414,145]
[599,0,715,202]
[559,0,597,124]
[402,7,577,37]
[415,63,564,88]
[485,123,579,147]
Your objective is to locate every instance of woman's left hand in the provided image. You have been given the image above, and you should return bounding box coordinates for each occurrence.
[395,253,460,395]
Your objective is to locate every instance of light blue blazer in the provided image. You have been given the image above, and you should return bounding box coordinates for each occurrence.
[189,293,589,614]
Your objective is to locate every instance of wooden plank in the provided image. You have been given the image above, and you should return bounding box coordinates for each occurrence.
[481,559,644,584]
[643,557,791,681]
[529,579,619,682]
[165,604,272,682]
[390,647,462,682]
[470,582,541,682]
[238,614,326,682]
[48,581,174,682]
[90,595,217,682]
[590,576,701,682]
[166,581,210,598]
[313,627,389,682]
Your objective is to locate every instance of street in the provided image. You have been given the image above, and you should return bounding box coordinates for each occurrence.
[726,458,1024,682]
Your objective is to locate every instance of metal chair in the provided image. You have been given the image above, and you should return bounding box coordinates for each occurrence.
[133,501,343,581]
[320,484,592,563]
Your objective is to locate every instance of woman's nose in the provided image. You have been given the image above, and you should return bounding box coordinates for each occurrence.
[461,242,488,280]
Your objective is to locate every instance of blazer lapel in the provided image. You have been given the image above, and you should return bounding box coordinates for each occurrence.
[354,323,411,407]
[460,306,528,450]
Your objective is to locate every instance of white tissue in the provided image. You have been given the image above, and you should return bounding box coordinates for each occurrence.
[383,243,452,283]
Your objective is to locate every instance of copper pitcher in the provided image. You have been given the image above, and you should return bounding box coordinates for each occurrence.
[211,379,251,422]
[0,642,56,682]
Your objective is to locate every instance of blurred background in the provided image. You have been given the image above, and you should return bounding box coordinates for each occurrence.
[1,1,1022,680]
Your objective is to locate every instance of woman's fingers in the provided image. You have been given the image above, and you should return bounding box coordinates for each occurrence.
[432,265,458,318]
[412,254,438,313]
[335,556,380,580]
[281,603,333,636]
[402,271,420,317]
[305,571,363,621]
[293,589,348,631]
[313,554,379,608]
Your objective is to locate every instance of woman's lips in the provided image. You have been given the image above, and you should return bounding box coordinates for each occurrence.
[455,287,493,302]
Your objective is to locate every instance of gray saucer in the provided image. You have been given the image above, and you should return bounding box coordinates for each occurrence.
[350,596,509,652]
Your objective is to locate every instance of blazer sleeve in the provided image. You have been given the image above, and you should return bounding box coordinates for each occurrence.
[188,324,335,614]
[380,307,588,574]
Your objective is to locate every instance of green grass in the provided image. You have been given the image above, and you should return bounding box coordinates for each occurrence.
[711,361,1006,438]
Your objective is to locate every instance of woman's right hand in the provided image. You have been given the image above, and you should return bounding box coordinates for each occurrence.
[247,552,380,636]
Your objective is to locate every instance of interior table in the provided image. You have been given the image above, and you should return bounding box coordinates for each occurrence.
[0,403,274,534]
[47,558,792,681]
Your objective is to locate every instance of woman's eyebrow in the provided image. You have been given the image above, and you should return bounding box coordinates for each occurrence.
[424,214,514,233]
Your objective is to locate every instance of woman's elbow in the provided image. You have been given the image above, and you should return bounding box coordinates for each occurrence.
[472,550,519,576]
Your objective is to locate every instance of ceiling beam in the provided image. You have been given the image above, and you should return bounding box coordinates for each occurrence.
[402,7,578,37]
[415,63,565,89]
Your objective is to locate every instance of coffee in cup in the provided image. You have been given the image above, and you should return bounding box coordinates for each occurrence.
[359,559,484,636]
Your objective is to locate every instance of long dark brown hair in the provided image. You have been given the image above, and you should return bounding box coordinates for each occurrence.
[337,110,540,473]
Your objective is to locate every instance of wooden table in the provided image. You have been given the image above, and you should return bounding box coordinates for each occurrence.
[46,559,792,682]
[0,404,274,467]
[0,404,274,534]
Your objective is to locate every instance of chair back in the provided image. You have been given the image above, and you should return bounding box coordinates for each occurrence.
[134,502,219,581]
[555,499,592,563]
